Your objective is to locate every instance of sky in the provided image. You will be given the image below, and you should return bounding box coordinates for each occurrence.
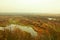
[0,0,60,14]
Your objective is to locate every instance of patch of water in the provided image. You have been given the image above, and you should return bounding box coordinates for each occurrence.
[0,24,38,37]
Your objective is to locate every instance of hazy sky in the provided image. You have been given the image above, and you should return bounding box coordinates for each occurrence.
[0,0,60,14]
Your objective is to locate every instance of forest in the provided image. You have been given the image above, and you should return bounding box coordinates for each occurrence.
[0,15,60,40]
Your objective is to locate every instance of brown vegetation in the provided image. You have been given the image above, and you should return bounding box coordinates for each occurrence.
[0,15,59,40]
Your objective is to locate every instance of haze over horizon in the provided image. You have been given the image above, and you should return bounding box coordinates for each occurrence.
[0,0,60,14]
